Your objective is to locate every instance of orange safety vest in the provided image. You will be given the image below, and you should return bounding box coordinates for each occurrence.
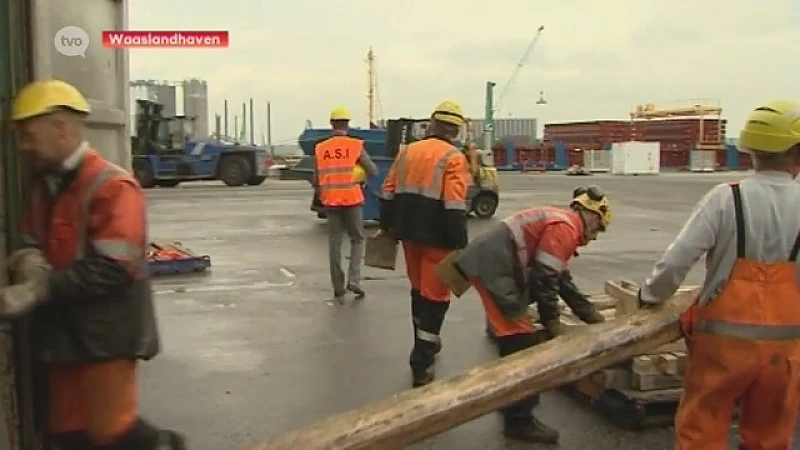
[314,135,364,207]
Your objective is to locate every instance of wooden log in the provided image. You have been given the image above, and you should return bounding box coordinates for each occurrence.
[242,288,699,450]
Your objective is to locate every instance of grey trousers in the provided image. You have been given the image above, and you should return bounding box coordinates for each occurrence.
[327,206,365,295]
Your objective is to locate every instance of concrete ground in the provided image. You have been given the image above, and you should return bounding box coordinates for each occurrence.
[139,171,780,450]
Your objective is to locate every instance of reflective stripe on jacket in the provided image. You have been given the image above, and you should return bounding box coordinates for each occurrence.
[380,136,470,249]
[455,206,583,321]
[22,149,159,364]
[314,135,365,207]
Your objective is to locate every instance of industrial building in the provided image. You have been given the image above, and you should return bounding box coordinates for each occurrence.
[129,78,210,140]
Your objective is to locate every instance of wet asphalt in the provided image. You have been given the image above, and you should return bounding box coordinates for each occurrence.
[139,171,792,450]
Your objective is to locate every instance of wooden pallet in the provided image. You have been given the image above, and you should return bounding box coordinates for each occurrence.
[543,280,698,429]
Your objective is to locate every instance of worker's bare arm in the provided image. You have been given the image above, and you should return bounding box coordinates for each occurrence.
[640,184,724,304]
[49,179,146,303]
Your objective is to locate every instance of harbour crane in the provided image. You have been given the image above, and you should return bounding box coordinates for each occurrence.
[482,25,545,149]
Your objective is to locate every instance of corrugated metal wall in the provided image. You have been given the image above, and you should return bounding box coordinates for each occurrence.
[464,117,538,143]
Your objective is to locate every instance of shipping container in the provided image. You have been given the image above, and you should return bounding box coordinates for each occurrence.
[582,149,612,172]
[610,142,660,175]
[465,117,538,143]
[689,150,717,172]
[660,150,690,169]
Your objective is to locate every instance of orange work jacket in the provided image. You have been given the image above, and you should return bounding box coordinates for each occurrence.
[314,135,365,207]
[21,149,159,364]
[380,136,470,249]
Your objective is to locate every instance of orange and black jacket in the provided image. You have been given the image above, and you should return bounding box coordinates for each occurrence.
[379,136,470,250]
[21,149,159,364]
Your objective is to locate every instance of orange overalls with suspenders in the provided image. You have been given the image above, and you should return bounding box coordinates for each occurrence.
[676,182,800,449]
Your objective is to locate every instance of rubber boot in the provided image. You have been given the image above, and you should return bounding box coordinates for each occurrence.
[49,432,91,450]
[409,295,449,387]
[503,415,560,444]
[94,419,186,449]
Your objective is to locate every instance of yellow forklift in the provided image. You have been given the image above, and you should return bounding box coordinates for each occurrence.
[463,141,499,218]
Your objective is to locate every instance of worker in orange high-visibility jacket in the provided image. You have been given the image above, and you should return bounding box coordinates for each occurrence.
[452,185,610,443]
[637,100,800,450]
[0,80,186,450]
[379,100,471,387]
[314,107,378,303]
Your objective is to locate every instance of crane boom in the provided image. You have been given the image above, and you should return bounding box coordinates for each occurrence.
[494,25,544,114]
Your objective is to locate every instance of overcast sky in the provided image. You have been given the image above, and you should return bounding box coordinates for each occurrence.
[128,0,799,145]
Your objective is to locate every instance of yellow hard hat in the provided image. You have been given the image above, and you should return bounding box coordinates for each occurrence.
[570,185,611,231]
[431,100,466,126]
[353,164,367,182]
[11,79,90,121]
[739,100,800,153]
[330,107,351,121]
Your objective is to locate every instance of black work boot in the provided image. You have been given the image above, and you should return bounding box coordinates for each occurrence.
[503,415,560,444]
[49,432,90,450]
[411,364,435,387]
[97,419,187,449]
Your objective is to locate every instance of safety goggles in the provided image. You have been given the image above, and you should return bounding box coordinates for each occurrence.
[572,185,605,201]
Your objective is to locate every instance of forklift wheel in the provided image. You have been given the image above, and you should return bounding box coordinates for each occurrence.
[471,192,498,219]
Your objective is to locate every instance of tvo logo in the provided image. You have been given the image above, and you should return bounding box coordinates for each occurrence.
[54,26,89,57]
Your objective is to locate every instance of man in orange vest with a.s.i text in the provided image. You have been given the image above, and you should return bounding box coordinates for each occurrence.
[314,107,378,304]
[379,100,472,387]
[0,80,186,450]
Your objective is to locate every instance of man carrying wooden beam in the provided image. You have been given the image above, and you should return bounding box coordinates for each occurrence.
[448,185,611,443]
[637,100,800,449]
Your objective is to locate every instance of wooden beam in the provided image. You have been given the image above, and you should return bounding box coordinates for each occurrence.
[242,289,698,450]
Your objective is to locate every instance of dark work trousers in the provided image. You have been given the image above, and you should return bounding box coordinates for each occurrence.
[496,333,540,425]
[409,289,449,372]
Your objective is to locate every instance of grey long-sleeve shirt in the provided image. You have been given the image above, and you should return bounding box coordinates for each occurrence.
[640,171,800,306]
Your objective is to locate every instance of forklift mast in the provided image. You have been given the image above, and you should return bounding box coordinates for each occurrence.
[384,118,430,159]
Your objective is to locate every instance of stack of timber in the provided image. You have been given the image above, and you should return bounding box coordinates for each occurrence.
[532,280,698,430]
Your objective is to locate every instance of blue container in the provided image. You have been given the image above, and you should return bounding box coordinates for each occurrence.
[361,157,394,221]
[298,128,390,158]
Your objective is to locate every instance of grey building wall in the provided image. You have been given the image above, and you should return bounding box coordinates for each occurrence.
[183,78,209,140]
[151,84,176,117]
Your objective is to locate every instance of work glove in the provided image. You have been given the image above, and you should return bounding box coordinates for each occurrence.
[0,282,47,318]
[542,319,566,339]
[6,248,51,284]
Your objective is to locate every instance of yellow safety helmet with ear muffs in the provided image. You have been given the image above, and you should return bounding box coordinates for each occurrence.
[739,100,800,154]
[570,185,611,231]
[11,79,90,121]
[431,100,466,127]
[353,164,367,183]
[329,107,351,121]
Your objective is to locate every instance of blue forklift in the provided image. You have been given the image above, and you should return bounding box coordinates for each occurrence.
[290,118,499,221]
[131,99,271,188]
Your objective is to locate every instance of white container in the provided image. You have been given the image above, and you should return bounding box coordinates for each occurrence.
[611,141,660,175]
[689,150,716,172]
[582,149,611,172]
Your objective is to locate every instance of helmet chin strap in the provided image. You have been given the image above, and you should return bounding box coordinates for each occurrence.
[576,209,595,243]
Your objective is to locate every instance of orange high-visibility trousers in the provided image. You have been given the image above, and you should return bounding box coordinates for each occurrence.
[48,360,139,445]
[402,241,451,302]
[473,278,535,337]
